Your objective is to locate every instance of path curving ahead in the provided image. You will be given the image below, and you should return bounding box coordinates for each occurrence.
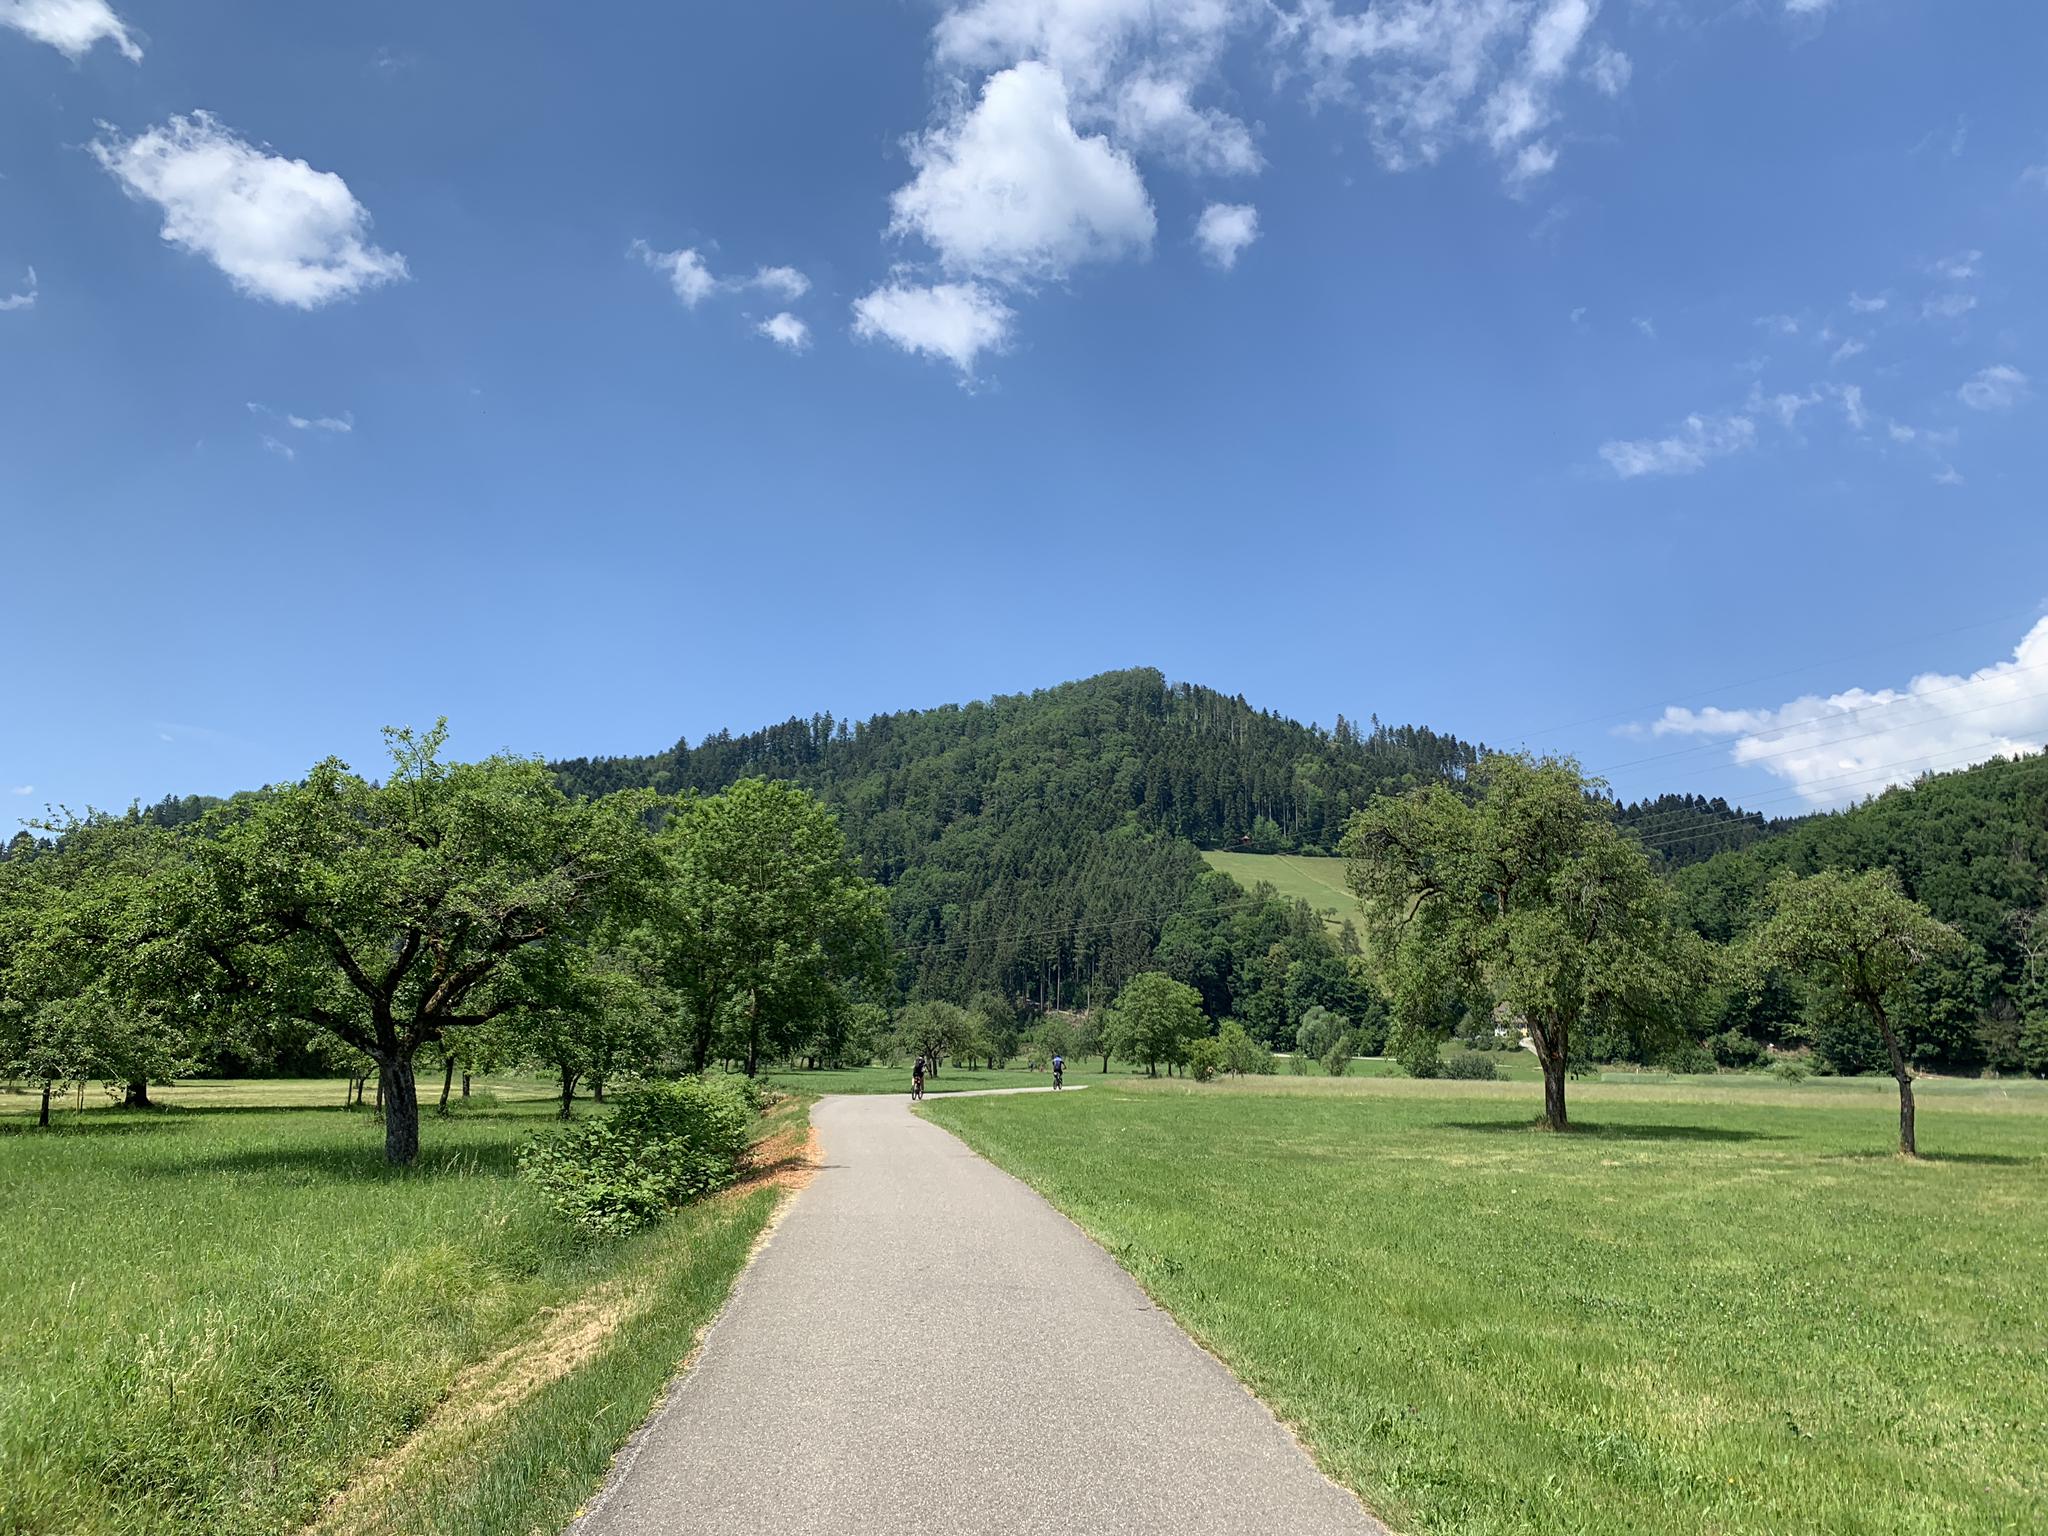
[572,1090,1386,1536]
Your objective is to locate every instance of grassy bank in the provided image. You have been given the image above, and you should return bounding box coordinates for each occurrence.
[0,1079,798,1535]
[922,1075,2048,1536]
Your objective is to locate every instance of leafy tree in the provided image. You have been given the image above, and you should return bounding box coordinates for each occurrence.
[1071,1010,1108,1072]
[1217,1019,1272,1075]
[1295,1004,1346,1065]
[657,779,889,1076]
[1344,754,1707,1132]
[1321,1032,1355,1077]
[1740,869,1965,1157]
[1106,971,1205,1078]
[1187,1036,1225,1081]
[895,999,972,1076]
[173,724,662,1164]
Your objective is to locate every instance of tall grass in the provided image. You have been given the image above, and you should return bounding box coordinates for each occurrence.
[0,1081,782,1535]
[923,1075,2048,1536]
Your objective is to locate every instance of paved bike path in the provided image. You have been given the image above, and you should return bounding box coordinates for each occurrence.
[573,1090,1386,1536]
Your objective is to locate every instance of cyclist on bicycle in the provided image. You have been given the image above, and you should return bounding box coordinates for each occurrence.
[911,1055,927,1101]
[1052,1054,1065,1090]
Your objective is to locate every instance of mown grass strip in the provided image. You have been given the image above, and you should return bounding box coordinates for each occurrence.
[922,1076,2048,1536]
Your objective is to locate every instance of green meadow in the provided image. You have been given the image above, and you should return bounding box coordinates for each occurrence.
[0,1078,796,1536]
[922,1073,2048,1536]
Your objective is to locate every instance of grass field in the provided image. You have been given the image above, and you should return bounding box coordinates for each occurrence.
[922,1074,2048,1536]
[0,1076,798,1536]
[1201,849,1358,926]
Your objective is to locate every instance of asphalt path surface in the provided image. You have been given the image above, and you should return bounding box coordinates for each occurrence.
[572,1089,1386,1536]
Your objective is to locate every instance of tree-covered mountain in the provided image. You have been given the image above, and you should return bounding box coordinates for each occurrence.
[1675,751,2048,1073]
[1614,793,1791,869]
[551,669,1485,1006]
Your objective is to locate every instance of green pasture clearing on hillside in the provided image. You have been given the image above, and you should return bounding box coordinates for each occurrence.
[922,1074,2048,1536]
[1200,849,1358,925]
[0,1078,794,1536]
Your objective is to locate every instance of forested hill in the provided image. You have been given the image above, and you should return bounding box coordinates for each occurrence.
[552,669,1484,861]
[551,670,1484,1004]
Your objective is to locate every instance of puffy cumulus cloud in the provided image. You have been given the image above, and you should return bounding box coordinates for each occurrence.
[1847,292,1887,314]
[91,113,406,308]
[1194,201,1259,268]
[1959,364,2027,412]
[0,267,35,312]
[757,311,811,351]
[934,0,1259,172]
[852,279,1014,376]
[890,62,1156,284]
[0,0,140,61]
[1283,0,1613,183]
[1644,616,2048,809]
[1599,412,1755,478]
[1582,41,1630,96]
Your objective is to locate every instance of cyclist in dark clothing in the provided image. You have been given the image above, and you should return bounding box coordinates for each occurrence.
[911,1056,927,1101]
[1052,1054,1065,1090]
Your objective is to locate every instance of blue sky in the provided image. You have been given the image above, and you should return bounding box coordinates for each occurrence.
[3,0,2045,832]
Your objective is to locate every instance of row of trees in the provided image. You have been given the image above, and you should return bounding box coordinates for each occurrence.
[0,726,888,1163]
[1343,754,1978,1156]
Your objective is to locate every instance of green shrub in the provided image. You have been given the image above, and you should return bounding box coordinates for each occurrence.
[1389,1021,1440,1078]
[1218,1020,1276,1076]
[1286,1050,1309,1075]
[1659,1040,1719,1076]
[1321,1034,1356,1078]
[1187,1038,1225,1083]
[1441,1052,1500,1080]
[1770,1058,1812,1083]
[1709,1029,1769,1070]
[518,1077,754,1238]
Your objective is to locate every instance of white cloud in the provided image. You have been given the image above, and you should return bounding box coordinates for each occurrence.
[1582,41,1630,96]
[1114,72,1262,174]
[1959,364,2028,412]
[1507,139,1558,185]
[757,311,811,351]
[1835,382,1866,432]
[1288,0,1611,181]
[261,435,295,462]
[1830,337,1866,364]
[632,242,811,311]
[1931,249,1981,281]
[1194,202,1259,269]
[1934,465,1965,487]
[91,113,406,308]
[1847,292,1887,314]
[2023,166,2048,192]
[7,785,31,796]
[1633,315,1656,340]
[1922,291,1977,321]
[0,0,139,61]
[1644,616,2048,809]
[1886,421,1916,443]
[1750,385,1820,431]
[1599,412,1755,478]
[1783,0,1834,15]
[0,266,34,311]
[750,265,810,301]
[890,61,1155,284]
[248,401,352,433]
[632,241,718,307]
[1756,312,1800,336]
[852,279,1013,376]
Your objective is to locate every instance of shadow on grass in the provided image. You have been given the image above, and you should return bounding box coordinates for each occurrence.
[134,1138,528,1182]
[1441,1118,1783,1143]
[1915,1150,2041,1167]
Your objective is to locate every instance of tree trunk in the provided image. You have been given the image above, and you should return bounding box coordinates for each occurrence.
[559,1065,578,1118]
[378,1057,420,1165]
[1869,996,1918,1158]
[592,1077,606,1103]
[123,1078,152,1109]
[1541,1056,1568,1132]
[438,1056,455,1112]
[1100,1050,1110,1074]
[373,1073,383,1112]
[745,988,761,1078]
[38,1082,51,1128]
[461,1071,471,1099]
